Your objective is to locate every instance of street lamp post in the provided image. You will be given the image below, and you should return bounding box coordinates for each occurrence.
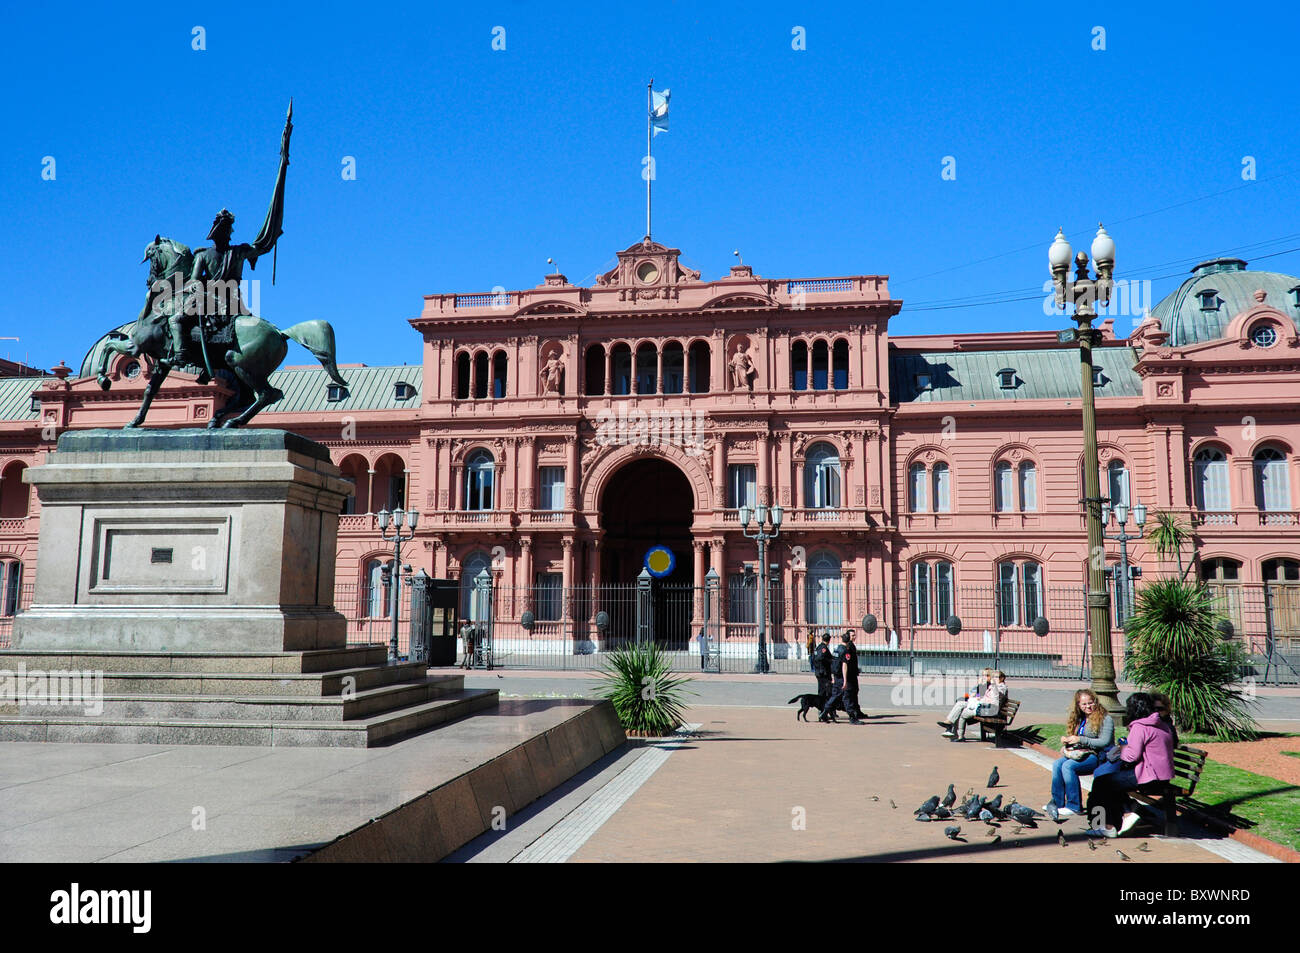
[1102,500,1147,629]
[739,502,782,674]
[1050,224,1123,715]
[377,506,418,664]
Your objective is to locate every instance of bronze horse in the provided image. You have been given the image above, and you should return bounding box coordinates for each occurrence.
[96,236,348,428]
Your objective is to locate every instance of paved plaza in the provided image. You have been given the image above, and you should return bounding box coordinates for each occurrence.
[452,674,1297,864]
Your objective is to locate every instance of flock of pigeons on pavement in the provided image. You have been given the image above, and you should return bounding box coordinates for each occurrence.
[871,765,1150,861]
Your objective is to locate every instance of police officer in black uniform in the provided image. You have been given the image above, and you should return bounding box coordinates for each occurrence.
[840,629,864,722]
[811,632,834,702]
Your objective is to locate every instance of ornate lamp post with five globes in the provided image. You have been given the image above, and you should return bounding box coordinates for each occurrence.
[377,506,418,664]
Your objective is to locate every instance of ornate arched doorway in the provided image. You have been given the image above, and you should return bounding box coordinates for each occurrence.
[599,457,695,645]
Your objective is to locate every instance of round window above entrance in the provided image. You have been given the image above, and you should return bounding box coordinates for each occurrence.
[1249,322,1278,348]
[636,261,659,284]
[123,360,142,379]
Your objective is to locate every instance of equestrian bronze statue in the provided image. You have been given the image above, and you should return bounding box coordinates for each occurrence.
[96,102,348,428]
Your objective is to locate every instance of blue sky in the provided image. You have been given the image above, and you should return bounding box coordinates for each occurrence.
[3,1,1298,371]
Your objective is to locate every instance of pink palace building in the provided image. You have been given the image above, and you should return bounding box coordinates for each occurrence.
[2,239,1299,673]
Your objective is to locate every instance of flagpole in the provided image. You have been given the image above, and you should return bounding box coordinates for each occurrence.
[646,79,653,240]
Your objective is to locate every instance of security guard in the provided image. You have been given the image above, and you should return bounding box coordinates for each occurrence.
[819,635,847,723]
[811,632,835,701]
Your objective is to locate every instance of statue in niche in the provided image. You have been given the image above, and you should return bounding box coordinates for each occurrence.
[729,342,756,392]
[539,349,565,395]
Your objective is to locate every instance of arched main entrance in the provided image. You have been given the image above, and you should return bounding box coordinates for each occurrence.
[599,457,695,645]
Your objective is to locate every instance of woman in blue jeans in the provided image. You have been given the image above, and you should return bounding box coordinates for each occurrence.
[1045,689,1113,817]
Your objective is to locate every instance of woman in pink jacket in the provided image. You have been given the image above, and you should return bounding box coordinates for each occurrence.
[1085,692,1178,838]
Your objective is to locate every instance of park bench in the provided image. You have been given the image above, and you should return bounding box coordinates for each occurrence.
[974,698,1021,747]
[1129,744,1208,836]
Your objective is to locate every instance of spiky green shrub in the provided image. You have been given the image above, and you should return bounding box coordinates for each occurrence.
[1123,578,1259,740]
[596,641,695,736]
[1149,510,1193,579]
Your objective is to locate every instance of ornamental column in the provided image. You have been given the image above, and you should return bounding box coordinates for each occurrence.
[692,539,707,623]
[757,433,771,505]
[518,538,533,609]
[561,536,575,619]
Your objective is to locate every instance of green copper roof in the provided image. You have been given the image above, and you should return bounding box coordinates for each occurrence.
[0,377,47,421]
[890,346,1142,404]
[1150,259,1300,347]
[262,365,421,414]
[78,323,137,379]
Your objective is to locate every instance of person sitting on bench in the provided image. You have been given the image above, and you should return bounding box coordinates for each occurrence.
[940,670,1006,741]
[1086,692,1177,838]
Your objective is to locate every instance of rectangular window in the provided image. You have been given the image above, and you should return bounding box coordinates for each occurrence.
[727,464,757,510]
[1019,464,1037,512]
[535,573,562,621]
[1022,563,1042,624]
[1,562,19,617]
[995,463,1013,513]
[909,465,928,513]
[911,562,930,626]
[1108,464,1131,508]
[936,562,953,623]
[539,467,566,511]
[997,562,1018,626]
[933,465,950,513]
[728,573,757,624]
[813,463,841,508]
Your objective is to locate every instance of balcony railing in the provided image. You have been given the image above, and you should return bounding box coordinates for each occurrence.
[454,292,512,308]
[1193,510,1300,528]
[0,517,32,534]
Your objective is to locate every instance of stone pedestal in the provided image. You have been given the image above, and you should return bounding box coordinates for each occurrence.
[14,428,351,653]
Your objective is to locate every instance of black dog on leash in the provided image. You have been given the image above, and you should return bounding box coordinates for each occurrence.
[788,694,839,722]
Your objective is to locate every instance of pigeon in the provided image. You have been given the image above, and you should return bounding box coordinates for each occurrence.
[941,784,956,808]
[1116,849,1132,862]
[979,809,995,823]
[1137,842,1150,853]
[933,806,952,819]
[889,800,897,810]
[1057,830,1068,847]
[1008,804,1040,825]
[1088,839,1098,852]
[915,796,940,816]
[870,795,879,802]
[988,794,1003,812]
[1045,803,1061,823]
[915,813,933,822]
[987,766,1000,788]
[944,825,962,840]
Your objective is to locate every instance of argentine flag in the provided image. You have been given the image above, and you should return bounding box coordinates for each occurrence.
[651,88,670,135]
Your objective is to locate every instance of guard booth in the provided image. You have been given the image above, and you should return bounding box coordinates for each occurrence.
[408,572,461,666]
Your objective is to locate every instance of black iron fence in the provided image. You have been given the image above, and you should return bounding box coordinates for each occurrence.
[0,583,35,649]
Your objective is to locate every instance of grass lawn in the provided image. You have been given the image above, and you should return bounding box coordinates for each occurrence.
[1029,723,1300,852]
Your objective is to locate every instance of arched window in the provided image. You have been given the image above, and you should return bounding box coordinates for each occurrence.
[584,344,605,395]
[1019,462,1037,512]
[460,551,493,621]
[911,560,954,626]
[473,352,489,399]
[811,340,829,390]
[372,454,406,512]
[611,343,632,395]
[832,338,849,390]
[805,551,843,625]
[492,350,508,399]
[1107,459,1130,508]
[662,341,685,394]
[365,558,393,618]
[635,342,658,394]
[909,463,928,513]
[455,352,471,400]
[337,455,369,515]
[1202,557,1243,635]
[1254,447,1291,518]
[1263,558,1300,648]
[464,450,495,511]
[997,559,1042,627]
[0,462,30,519]
[790,341,808,391]
[932,462,950,513]
[688,341,710,393]
[1194,447,1230,518]
[806,443,841,509]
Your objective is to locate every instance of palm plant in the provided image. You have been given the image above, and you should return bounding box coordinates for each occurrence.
[1149,510,1195,580]
[596,641,695,736]
[1123,577,1258,740]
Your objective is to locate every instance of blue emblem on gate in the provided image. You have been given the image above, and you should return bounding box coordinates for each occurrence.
[644,546,675,578]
